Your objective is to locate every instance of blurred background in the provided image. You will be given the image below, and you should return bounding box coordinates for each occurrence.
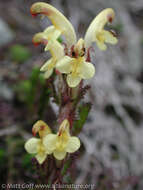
[0,0,143,189]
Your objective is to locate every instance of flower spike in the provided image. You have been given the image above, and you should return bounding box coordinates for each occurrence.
[25,138,49,164]
[31,2,77,47]
[84,8,118,50]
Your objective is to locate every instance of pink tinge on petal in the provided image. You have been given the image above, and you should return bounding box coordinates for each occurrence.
[41,8,52,16]
[43,40,49,45]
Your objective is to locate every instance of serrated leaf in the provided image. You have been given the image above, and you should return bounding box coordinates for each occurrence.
[61,159,71,176]
[73,103,91,135]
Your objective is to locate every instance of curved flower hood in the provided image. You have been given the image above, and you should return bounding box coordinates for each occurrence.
[31,2,77,47]
[84,8,118,50]
[25,120,52,164]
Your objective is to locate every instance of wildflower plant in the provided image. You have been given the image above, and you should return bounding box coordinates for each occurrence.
[25,2,118,185]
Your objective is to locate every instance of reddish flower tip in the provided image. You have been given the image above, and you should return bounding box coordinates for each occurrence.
[107,15,113,23]
[58,130,62,136]
[30,8,38,18]
[32,130,36,136]
[55,69,61,75]
[32,39,41,46]
[30,7,51,17]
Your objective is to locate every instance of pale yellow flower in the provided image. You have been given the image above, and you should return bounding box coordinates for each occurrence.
[32,26,61,48]
[40,39,64,79]
[84,8,118,50]
[25,120,52,164]
[56,39,95,88]
[33,25,63,54]
[33,26,64,79]
[31,2,77,47]
[25,137,52,164]
[43,119,80,160]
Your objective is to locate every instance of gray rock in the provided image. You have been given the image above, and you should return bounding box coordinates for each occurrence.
[0,80,14,101]
[0,18,14,47]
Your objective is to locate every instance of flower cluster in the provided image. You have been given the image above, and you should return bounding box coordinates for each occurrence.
[31,2,118,88]
[25,119,80,164]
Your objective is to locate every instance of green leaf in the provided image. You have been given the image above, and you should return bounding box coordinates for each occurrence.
[14,80,32,103]
[0,149,5,163]
[30,67,41,86]
[73,103,91,135]
[39,73,46,85]
[15,66,52,116]
[15,67,41,106]
[27,67,41,106]
[9,44,31,63]
[22,153,34,169]
[61,160,71,176]
[18,80,32,93]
